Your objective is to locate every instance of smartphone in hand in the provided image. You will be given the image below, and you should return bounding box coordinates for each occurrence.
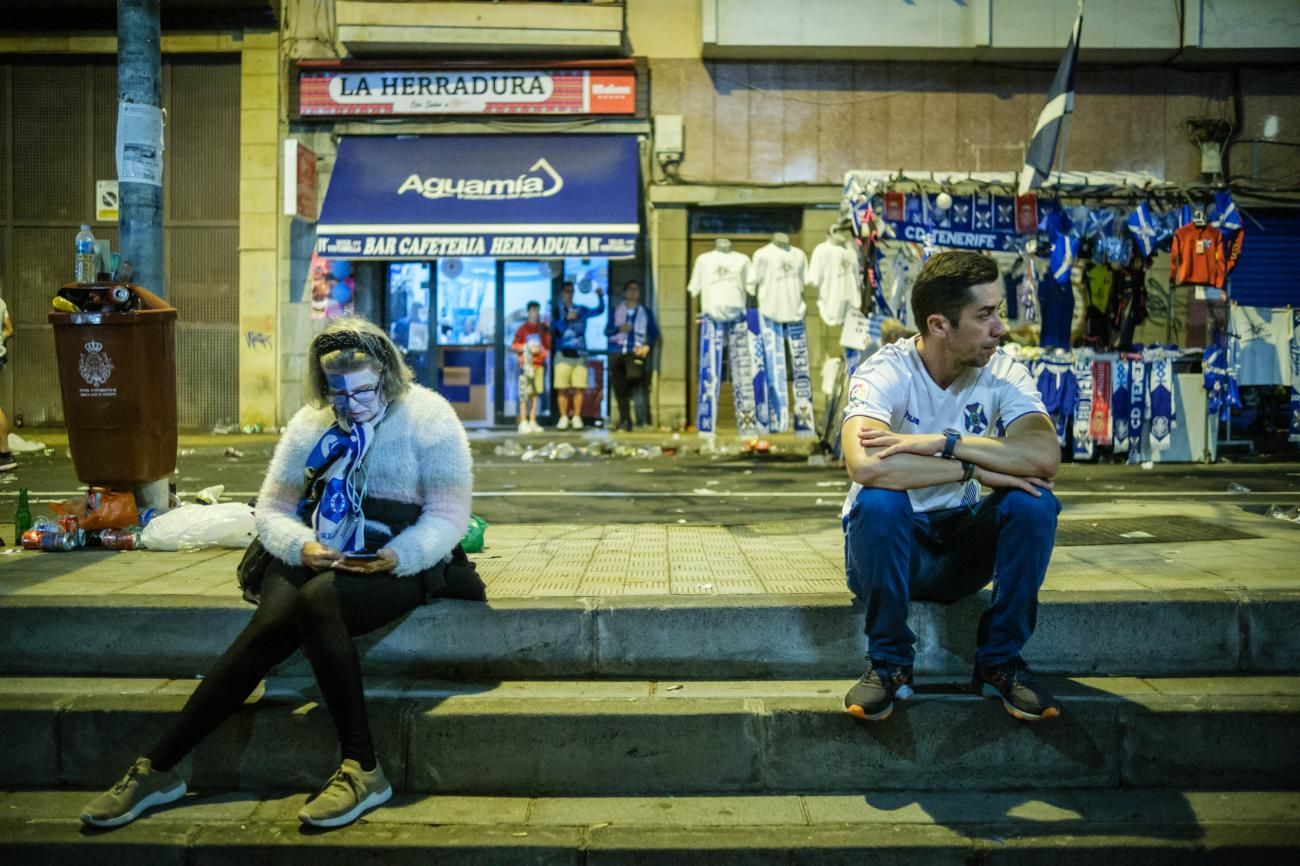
[342,551,380,561]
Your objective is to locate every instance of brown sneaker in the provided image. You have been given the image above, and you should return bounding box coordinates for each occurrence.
[80,757,187,828]
[298,759,392,829]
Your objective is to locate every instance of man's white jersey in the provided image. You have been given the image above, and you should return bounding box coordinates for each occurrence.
[841,336,1047,515]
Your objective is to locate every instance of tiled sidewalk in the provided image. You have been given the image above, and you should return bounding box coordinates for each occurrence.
[0,501,1295,599]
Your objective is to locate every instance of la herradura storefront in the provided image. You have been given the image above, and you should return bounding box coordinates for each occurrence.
[314,134,640,426]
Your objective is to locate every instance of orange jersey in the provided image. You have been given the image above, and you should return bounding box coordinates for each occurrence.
[1169,223,1226,288]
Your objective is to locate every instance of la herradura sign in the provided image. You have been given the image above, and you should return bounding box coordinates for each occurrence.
[298,68,636,117]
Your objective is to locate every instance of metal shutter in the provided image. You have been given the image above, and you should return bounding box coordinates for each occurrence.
[1229,210,1300,309]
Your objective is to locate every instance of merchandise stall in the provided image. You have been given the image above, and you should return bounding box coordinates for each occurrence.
[834,170,1296,463]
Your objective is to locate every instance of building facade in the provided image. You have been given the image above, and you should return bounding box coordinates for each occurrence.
[1,0,1297,430]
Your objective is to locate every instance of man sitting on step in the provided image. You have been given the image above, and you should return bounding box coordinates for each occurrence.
[840,250,1062,723]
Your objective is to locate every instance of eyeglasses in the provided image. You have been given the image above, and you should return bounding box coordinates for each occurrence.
[326,383,382,407]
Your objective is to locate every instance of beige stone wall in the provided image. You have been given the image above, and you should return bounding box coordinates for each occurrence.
[238,32,283,427]
[650,205,690,428]
[648,59,1300,187]
[626,0,701,60]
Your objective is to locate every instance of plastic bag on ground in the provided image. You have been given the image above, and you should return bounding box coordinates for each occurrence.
[8,433,47,453]
[140,502,255,551]
[50,487,138,530]
[460,514,489,553]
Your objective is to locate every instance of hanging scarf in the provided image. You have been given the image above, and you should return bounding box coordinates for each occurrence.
[298,408,384,555]
[612,303,649,353]
[1072,351,1095,461]
[1291,310,1300,443]
[1128,353,1147,464]
[1089,357,1114,446]
[1146,346,1176,453]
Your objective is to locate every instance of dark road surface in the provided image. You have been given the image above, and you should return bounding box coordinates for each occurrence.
[4,431,1299,526]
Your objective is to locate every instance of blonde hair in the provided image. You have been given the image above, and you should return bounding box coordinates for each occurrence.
[304,316,414,409]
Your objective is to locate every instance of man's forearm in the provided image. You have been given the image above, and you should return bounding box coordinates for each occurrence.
[952,431,1059,478]
[848,452,964,489]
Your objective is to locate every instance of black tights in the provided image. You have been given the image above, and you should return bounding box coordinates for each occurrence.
[147,560,424,773]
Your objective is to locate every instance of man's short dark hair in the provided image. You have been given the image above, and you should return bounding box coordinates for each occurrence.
[526,301,540,311]
[910,251,1000,335]
[560,281,575,292]
[623,279,641,291]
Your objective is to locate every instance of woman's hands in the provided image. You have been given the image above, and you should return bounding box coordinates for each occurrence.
[336,548,400,574]
[301,541,341,570]
[300,541,400,574]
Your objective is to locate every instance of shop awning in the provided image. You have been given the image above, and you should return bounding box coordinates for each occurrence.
[316,134,640,260]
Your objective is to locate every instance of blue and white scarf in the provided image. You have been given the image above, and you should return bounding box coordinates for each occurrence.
[612,302,649,353]
[697,316,763,437]
[1145,346,1176,454]
[759,315,814,436]
[1291,310,1300,443]
[1071,351,1094,461]
[298,410,383,555]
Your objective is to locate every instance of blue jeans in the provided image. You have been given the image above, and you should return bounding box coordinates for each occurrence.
[843,486,1060,667]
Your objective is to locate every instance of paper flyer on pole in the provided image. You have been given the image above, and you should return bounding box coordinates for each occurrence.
[116,102,164,187]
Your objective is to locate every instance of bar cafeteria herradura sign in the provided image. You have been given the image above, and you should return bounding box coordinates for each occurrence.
[298,68,636,117]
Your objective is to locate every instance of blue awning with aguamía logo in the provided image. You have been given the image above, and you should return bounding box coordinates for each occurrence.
[315,134,640,260]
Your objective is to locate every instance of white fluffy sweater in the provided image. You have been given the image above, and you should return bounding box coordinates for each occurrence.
[254,385,473,577]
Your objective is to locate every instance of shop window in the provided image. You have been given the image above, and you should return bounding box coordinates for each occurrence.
[563,257,609,353]
[436,257,496,346]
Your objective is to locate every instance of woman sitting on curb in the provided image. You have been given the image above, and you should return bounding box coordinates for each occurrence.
[81,317,474,830]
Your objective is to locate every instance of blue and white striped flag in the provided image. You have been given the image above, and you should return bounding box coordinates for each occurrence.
[1019,3,1084,196]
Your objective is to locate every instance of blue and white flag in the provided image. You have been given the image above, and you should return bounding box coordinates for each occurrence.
[1126,201,1159,257]
[1018,3,1084,196]
[1212,191,1242,232]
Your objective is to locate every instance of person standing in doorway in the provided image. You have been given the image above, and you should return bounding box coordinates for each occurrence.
[605,280,660,432]
[552,281,605,429]
[511,301,550,434]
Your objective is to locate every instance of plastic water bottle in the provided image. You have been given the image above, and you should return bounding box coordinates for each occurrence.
[75,224,97,284]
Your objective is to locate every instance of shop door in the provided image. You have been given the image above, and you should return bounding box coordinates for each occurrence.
[497,260,558,424]
[495,258,611,426]
[433,257,496,426]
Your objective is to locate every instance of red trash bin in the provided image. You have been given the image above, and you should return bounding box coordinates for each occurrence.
[48,283,178,487]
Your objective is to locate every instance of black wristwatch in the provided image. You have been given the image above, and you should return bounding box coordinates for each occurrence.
[941,428,962,460]
[960,460,976,483]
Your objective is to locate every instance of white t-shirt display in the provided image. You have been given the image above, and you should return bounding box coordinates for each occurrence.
[808,240,862,327]
[840,336,1048,515]
[687,249,752,322]
[1230,304,1294,387]
[750,243,808,323]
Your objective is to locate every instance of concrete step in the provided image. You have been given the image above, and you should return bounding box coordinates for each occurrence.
[4,676,1298,796]
[1,589,1296,681]
[2,788,1297,865]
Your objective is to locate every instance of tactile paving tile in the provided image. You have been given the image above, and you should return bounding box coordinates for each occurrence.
[1042,573,1147,591]
[711,580,767,594]
[622,585,672,596]
[530,581,583,596]
[575,583,627,596]
[669,581,719,595]
[762,578,849,594]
